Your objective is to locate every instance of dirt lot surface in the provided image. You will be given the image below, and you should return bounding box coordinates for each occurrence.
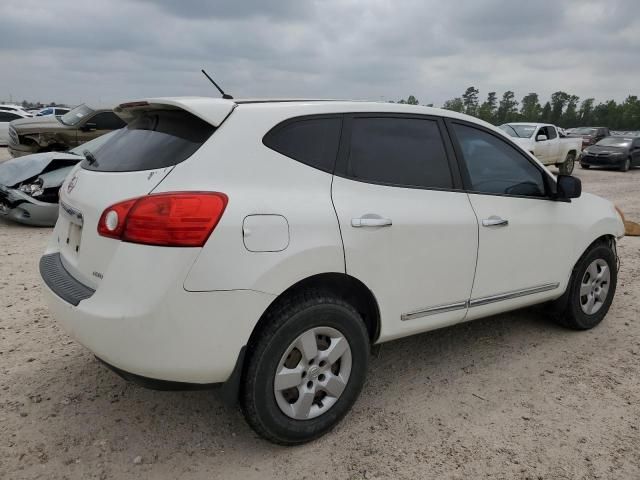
[1,147,639,479]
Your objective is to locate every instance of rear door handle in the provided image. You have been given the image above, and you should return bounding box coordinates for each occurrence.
[482,216,509,227]
[351,215,393,228]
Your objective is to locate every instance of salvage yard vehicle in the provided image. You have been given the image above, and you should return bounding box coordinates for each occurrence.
[0,131,117,226]
[35,107,71,118]
[568,126,611,149]
[499,123,582,174]
[7,103,126,157]
[40,98,624,445]
[0,109,31,145]
[580,136,640,171]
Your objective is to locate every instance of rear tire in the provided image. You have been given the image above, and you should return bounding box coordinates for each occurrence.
[559,152,576,175]
[620,157,631,172]
[240,290,370,445]
[550,242,617,330]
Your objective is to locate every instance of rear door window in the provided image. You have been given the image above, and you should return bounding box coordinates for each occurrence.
[263,117,342,173]
[81,109,215,172]
[88,112,126,130]
[343,116,453,189]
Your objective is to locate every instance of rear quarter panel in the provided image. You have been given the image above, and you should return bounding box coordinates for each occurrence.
[154,105,345,294]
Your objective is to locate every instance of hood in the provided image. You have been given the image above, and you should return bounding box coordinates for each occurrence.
[584,145,627,155]
[510,137,534,149]
[0,151,80,187]
[10,116,65,133]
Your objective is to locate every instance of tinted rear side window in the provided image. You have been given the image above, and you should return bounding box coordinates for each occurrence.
[89,112,126,130]
[345,117,452,189]
[263,117,342,173]
[82,110,215,172]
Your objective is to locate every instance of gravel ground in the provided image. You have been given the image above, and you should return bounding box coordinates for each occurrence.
[1,148,639,479]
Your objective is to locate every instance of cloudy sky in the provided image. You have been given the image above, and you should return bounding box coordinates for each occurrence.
[1,0,638,107]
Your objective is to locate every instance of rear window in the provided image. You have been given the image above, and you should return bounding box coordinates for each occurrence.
[263,117,342,173]
[81,110,215,172]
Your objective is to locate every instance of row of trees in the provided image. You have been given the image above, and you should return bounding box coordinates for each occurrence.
[441,87,640,130]
[394,90,640,130]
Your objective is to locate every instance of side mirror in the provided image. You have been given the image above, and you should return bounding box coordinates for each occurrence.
[556,175,581,201]
[536,134,548,142]
[81,122,97,132]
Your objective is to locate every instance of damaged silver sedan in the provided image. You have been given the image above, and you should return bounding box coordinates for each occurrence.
[0,131,117,226]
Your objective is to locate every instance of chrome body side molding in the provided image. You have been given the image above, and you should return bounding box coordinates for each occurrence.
[401,283,560,321]
[401,301,468,321]
[468,283,560,308]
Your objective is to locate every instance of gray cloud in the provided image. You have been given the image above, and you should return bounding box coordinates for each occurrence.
[0,0,638,107]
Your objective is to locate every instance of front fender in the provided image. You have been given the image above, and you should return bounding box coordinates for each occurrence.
[567,193,624,271]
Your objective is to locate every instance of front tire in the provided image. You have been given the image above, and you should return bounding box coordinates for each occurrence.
[620,157,631,172]
[581,163,591,169]
[240,291,370,445]
[559,152,576,175]
[551,241,617,330]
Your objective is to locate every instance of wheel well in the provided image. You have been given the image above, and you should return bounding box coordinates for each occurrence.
[247,273,381,349]
[578,234,616,267]
[567,150,577,157]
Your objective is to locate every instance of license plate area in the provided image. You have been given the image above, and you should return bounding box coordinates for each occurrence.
[59,201,84,256]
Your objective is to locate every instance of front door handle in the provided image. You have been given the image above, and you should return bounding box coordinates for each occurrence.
[482,216,509,227]
[351,215,393,228]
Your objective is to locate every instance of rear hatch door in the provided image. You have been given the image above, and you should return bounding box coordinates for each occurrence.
[54,98,235,289]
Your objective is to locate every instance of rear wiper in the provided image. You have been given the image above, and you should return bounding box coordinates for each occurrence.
[83,149,97,165]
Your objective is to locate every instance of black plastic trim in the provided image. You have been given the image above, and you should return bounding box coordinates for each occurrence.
[39,253,95,306]
[96,357,219,391]
[95,345,247,406]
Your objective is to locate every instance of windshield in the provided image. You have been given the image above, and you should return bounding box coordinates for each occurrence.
[596,137,632,147]
[499,124,536,138]
[60,105,94,126]
[571,127,598,135]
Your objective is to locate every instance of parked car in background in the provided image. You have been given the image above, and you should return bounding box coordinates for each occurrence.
[7,103,126,157]
[580,136,640,171]
[0,104,33,117]
[0,131,118,226]
[568,127,610,148]
[36,107,71,117]
[498,123,582,174]
[40,97,624,445]
[0,110,31,146]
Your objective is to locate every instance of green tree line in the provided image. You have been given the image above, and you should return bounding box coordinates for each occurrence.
[441,87,640,130]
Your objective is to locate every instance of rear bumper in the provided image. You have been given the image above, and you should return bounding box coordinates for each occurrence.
[40,250,275,384]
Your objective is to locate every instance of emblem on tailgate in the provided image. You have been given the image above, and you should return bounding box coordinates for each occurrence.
[67,175,78,194]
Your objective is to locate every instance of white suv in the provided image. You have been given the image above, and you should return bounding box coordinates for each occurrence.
[40,98,624,444]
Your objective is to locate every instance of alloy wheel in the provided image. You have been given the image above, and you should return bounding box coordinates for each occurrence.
[274,326,352,420]
[580,259,611,315]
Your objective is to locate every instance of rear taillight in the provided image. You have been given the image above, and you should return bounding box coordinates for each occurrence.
[98,192,228,247]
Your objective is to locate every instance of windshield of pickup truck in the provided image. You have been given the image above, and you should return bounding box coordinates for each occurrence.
[60,105,95,126]
[571,127,598,135]
[596,137,632,147]
[499,124,536,138]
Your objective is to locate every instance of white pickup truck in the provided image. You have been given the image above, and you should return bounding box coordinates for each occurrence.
[499,123,582,175]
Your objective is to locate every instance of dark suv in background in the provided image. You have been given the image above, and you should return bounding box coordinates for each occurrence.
[8,103,125,157]
[568,127,610,149]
